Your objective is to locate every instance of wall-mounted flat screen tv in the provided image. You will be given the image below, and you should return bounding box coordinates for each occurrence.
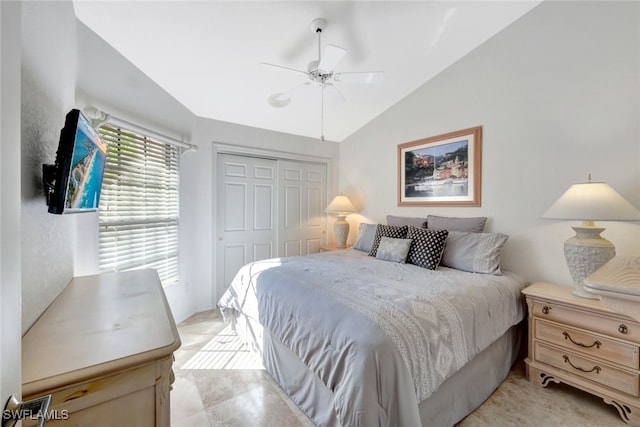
[43,109,108,214]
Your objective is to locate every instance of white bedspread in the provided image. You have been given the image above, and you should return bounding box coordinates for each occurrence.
[218,249,527,426]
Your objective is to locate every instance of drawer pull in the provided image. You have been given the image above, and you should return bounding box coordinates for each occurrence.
[618,324,629,335]
[542,306,551,315]
[562,355,601,374]
[562,331,601,349]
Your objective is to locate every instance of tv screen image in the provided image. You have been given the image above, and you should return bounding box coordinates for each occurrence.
[44,109,108,214]
[65,113,107,211]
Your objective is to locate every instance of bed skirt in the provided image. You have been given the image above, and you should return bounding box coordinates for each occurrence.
[236,308,522,427]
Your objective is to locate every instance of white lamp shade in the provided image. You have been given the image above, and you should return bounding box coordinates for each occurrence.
[542,181,640,221]
[325,195,356,215]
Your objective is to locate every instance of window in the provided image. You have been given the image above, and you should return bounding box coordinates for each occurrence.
[98,123,180,286]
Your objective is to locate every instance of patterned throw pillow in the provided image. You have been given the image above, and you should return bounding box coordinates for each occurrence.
[368,225,409,257]
[406,226,449,270]
[375,237,413,263]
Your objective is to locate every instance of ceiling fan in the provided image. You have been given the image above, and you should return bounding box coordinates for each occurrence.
[262,18,384,141]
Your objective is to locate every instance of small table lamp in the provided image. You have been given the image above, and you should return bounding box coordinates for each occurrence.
[325,195,356,248]
[542,175,640,299]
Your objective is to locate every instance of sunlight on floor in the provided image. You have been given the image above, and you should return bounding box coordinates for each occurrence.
[181,325,264,370]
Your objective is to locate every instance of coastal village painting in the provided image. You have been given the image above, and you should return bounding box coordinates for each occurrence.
[397,126,482,207]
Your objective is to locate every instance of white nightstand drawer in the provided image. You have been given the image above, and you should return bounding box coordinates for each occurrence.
[535,342,639,397]
[535,319,640,370]
[532,300,640,345]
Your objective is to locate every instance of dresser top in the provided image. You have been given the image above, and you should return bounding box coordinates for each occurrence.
[22,269,181,393]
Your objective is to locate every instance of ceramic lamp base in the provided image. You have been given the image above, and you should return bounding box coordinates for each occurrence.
[333,215,350,248]
[564,224,615,299]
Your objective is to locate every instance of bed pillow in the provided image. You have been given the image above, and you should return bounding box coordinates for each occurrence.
[369,225,408,257]
[405,226,449,270]
[427,215,487,233]
[375,237,413,263]
[353,223,378,252]
[441,231,509,275]
[386,215,427,228]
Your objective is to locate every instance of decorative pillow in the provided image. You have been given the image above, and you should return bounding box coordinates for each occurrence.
[426,215,487,233]
[353,223,378,252]
[369,225,408,257]
[375,237,413,263]
[386,215,427,228]
[440,231,509,275]
[405,226,449,270]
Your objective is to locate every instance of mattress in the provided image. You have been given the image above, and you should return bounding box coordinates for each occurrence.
[218,249,528,426]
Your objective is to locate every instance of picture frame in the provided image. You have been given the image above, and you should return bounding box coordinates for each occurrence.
[397,126,482,207]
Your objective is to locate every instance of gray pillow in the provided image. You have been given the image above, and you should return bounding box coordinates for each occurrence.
[375,237,413,263]
[353,223,378,252]
[440,231,509,275]
[427,215,487,233]
[386,215,426,228]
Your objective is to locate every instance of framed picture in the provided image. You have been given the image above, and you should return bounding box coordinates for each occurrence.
[398,126,482,207]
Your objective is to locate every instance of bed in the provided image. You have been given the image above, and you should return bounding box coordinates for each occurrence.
[218,221,528,427]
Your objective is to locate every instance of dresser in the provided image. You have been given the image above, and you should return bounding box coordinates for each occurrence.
[22,269,181,426]
[523,282,639,426]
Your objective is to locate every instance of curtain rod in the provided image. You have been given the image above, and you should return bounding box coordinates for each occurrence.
[84,106,198,153]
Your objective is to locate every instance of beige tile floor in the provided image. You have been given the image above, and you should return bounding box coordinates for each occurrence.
[171,310,624,427]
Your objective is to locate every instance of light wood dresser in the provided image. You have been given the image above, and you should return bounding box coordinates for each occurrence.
[22,269,181,426]
[523,282,639,426]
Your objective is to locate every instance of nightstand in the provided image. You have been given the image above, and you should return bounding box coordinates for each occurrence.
[319,243,352,252]
[523,282,640,426]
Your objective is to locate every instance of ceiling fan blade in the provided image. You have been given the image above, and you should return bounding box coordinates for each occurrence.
[260,62,308,77]
[324,83,345,106]
[334,71,384,84]
[318,44,347,73]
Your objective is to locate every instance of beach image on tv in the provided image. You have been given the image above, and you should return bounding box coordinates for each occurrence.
[65,118,108,210]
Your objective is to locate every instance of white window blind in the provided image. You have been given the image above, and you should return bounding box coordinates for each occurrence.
[98,123,180,286]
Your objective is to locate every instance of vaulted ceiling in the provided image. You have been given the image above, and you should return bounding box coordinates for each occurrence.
[73,1,541,142]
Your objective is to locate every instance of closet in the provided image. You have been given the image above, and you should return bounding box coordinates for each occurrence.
[215,153,328,298]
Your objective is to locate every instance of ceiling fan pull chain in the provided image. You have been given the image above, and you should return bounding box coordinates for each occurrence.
[317,26,322,63]
[321,84,325,142]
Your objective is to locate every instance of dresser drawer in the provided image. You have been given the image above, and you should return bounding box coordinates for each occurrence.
[535,319,640,370]
[532,300,640,344]
[534,342,639,397]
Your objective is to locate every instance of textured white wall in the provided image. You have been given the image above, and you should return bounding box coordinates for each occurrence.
[1,0,24,402]
[20,1,78,333]
[339,1,640,286]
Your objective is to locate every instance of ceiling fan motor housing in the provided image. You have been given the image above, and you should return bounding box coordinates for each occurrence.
[310,18,326,33]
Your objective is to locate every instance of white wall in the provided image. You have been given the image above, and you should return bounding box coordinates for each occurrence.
[20,1,78,333]
[340,1,640,286]
[1,0,24,403]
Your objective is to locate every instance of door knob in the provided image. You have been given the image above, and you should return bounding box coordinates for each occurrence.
[3,394,52,427]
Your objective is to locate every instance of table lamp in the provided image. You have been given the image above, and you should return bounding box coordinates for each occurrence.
[542,175,640,298]
[325,195,356,248]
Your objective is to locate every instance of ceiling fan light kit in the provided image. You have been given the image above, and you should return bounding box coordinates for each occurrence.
[262,17,384,142]
[267,93,291,108]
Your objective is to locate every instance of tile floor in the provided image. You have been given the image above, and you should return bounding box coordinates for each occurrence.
[171,310,624,427]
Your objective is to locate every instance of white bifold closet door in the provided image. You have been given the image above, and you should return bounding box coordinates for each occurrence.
[278,159,327,257]
[216,154,327,297]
